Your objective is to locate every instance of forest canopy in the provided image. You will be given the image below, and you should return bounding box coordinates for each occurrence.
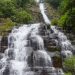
[0,0,34,35]
[48,0,75,33]
[59,0,75,33]
[0,0,33,23]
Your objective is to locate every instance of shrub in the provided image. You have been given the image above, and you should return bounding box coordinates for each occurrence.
[63,56,75,72]
[65,72,72,75]
[59,0,70,14]
[13,0,35,8]
[58,0,75,33]
[51,19,58,25]
[0,18,15,31]
[12,10,32,24]
[59,0,75,14]
[0,0,33,24]
[58,12,68,28]
[58,8,75,32]
[0,0,16,18]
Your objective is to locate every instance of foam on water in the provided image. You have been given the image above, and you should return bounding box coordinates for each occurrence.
[0,23,56,75]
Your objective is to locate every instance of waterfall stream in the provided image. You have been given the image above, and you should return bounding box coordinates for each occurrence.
[38,0,73,58]
[0,23,57,75]
[0,0,74,75]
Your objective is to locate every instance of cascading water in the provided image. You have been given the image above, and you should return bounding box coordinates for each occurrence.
[0,0,74,75]
[0,23,57,75]
[38,0,73,58]
[39,2,51,25]
[51,26,73,58]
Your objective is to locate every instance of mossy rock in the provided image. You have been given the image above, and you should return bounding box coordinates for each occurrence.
[47,46,60,52]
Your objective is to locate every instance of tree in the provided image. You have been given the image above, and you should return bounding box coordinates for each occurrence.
[59,0,75,32]
[12,10,32,23]
[13,0,34,8]
[59,0,75,14]
[0,0,16,17]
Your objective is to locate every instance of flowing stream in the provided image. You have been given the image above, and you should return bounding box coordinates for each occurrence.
[38,0,73,58]
[0,0,74,75]
[0,23,57,75]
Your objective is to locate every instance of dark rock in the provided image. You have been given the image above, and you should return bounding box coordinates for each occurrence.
[0,53,4,59]
[3,67,9,75]
[52,56,62,68]
[0,36,8,53]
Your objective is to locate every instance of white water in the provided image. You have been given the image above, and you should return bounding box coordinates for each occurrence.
[39,3,51,24]
[51,26,73,58]
[38,0,73,58]
[0,23,57,75]
[0,0,74,75]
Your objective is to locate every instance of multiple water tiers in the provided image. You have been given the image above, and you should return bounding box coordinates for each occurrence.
[0,0,74,75]
[0,24,59,75]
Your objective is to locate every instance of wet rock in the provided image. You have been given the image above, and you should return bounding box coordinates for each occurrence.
[52,56,62,68]
[0,53,4,59]
[28,50,52,68]
[56,68,64,75]
[0,36,8,53]
[47,46,60,52]
[3,67,9,75]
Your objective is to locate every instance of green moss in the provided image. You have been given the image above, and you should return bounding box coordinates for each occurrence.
[0,18,16,35]
[63,56,75,71]
[51,18,58,25]
[65,72,72,75]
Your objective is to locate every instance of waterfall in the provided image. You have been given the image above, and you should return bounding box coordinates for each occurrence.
[0,0,74,75]
[51,26,73,58]
[39,3,51,25]
[38,0,73,58]
[0,23,57,75]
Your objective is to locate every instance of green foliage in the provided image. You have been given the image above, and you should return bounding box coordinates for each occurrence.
[65,72,72,75]
[51,19,58,25]
[0,0,33,24]
[0,18,15,31]
[58,0,75,32]
[58,12,68,27]
[0,18,16,35]
[58,8,75,32]
[0,0,16,17]
[59,0,70,14]
[12,10,32,23]
[14,0,29,7]
[59,0,75,14]
[13,0,34,8]
[64,56,75,71]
